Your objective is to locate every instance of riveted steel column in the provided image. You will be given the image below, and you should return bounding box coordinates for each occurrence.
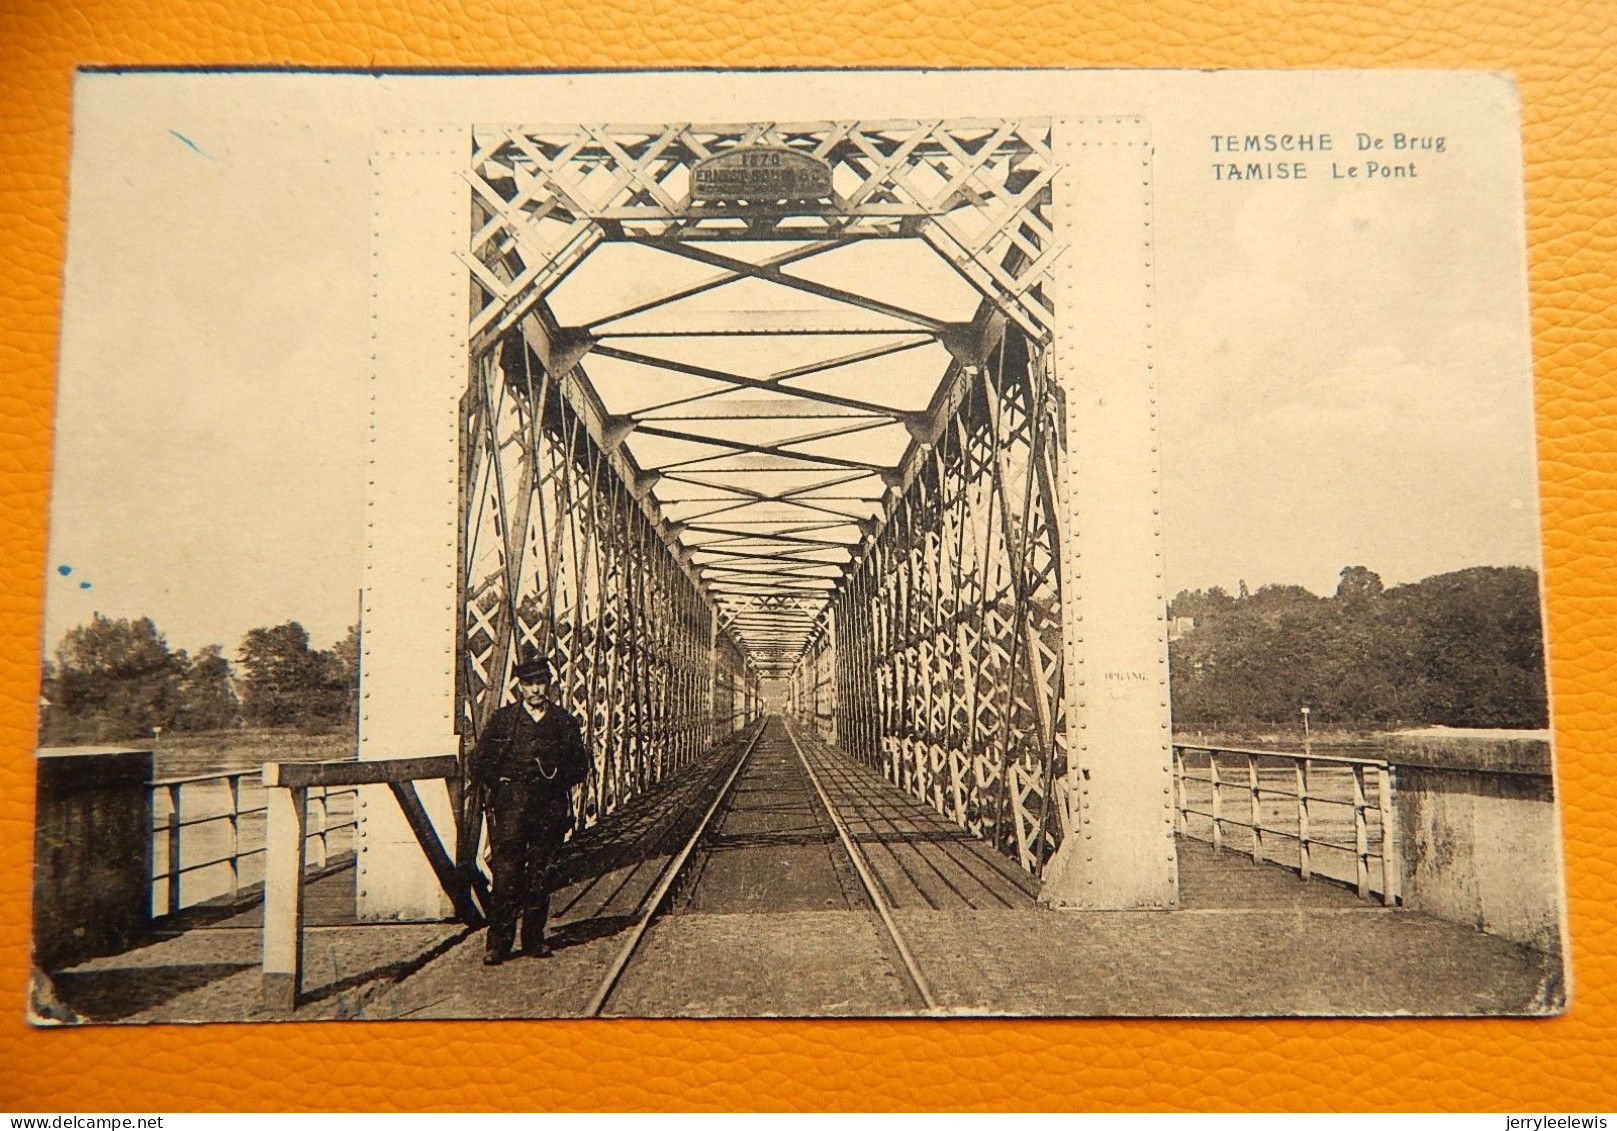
[360,131,465,922]
[1038,117,1178,910]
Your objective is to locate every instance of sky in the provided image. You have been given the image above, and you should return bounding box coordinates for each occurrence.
[39,71,1544,660]
[1154,147,1542,602]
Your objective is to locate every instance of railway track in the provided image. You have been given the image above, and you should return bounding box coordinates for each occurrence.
[583,714,938,1016]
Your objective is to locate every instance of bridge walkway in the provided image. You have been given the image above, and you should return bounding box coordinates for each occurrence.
[38,719,1558,1023]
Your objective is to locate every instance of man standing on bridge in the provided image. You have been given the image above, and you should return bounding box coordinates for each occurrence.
[465,647,591,966]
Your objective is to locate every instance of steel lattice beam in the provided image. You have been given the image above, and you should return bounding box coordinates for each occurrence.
[787,327,1069,876]
[464,117,1061,875]
[461,335,762,829]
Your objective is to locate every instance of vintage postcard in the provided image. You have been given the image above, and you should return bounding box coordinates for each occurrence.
[29,69,1564,1023]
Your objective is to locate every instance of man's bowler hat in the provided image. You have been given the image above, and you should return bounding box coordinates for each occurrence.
[513,647,551,683]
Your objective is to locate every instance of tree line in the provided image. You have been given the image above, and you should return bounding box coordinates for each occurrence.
[39,563,1548,744]
[38,615,359,745]
[1169,565,1549,731]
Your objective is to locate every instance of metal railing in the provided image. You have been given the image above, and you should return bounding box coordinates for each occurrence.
[150,770,359,917]
[1172,744,1400,906]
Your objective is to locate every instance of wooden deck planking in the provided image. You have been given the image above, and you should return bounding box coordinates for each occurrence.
[796,733,1037,911]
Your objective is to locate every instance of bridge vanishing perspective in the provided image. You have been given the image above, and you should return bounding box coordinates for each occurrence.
[31,117,1564,1023]
[442,116,1176,909]
[461,118,1077,885]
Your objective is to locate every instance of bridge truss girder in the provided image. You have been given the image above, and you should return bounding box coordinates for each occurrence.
[462,116,1063,863]
[460,329,761,830]
[789,325,1069,876]
[465,119,1057,352]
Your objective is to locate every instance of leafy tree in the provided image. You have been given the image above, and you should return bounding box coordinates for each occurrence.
[1335,565,1385,606]
[172,644,241,733]
[1169,565,1547,732]
[237,621,355,731]
[40,614,184,744]
[1384,567,1548,727]
[332,623,359,682]
[1168,586,1237,623]
[39,614,360,743]
[331,623,360,728]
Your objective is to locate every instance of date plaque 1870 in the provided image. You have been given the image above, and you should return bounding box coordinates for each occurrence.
[690,146,834,204]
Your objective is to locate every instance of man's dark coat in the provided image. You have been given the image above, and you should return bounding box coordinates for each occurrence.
[465,699,591,957]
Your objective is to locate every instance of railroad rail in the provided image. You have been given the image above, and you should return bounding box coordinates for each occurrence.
[782,720,937,1010]
[581,715,939,1017]
[582,722,766,1015]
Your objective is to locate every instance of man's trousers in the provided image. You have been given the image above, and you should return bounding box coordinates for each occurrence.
[482,777,573,958]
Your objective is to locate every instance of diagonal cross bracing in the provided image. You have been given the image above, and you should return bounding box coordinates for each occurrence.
[465,117,1061,874]
[589,342,910,419]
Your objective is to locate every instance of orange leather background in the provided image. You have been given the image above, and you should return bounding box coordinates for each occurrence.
[2,0,1614,1112]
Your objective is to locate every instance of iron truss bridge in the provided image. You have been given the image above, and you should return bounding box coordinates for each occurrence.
[461,118,1067,874]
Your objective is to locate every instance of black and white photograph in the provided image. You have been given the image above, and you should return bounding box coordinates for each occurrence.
[29,69,1565,1023]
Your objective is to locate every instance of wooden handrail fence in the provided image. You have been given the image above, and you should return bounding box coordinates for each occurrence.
[151,770,357,917]
[1173,743,1400,906]
[260,755,485,1011]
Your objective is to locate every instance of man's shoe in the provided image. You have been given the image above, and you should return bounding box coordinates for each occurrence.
[483,950,510,967]
[521,942,554,959]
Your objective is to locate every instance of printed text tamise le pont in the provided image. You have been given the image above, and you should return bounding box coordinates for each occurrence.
[1210,132,1447,182]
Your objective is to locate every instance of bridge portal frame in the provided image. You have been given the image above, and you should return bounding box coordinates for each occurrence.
[459,118,1075,894]
[779,118,1178,909]
[360,115,1172,921]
